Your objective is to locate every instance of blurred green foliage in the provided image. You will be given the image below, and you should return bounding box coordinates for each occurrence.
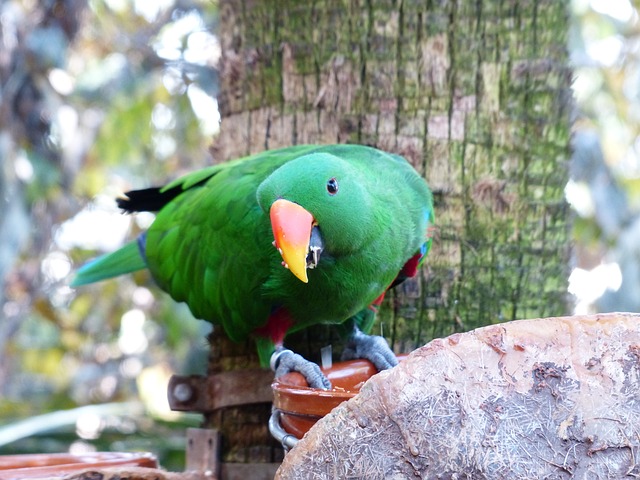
[0,0,219,470]
[569,0,640,313]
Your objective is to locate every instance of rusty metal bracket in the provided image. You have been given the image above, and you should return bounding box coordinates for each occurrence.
[167,370,274,413]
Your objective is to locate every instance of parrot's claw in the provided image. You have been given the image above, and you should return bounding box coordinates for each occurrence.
[271,348,331,390]
[341,328,398,371]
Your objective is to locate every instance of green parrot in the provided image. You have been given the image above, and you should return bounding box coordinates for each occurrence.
[72,144,434,389]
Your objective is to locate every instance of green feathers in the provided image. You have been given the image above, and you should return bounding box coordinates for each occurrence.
[72,144,434,365]
[71,240,146,287]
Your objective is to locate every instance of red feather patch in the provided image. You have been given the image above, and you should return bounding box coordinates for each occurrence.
[254,307,294,347]
[400,251,423,279]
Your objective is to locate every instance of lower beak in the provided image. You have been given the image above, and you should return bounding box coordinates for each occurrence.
[270,199,314,283]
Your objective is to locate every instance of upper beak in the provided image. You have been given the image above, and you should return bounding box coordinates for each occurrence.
[270,199,315,283]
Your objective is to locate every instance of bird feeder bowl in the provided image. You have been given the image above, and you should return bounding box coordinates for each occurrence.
[270,356,405,446]
[0,452,157,479]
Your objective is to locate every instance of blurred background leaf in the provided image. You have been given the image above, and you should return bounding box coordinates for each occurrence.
[0,0,218,470]
[568,0,640,314]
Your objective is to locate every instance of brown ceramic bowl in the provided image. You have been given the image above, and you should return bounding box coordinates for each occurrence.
[272,356,406,438]
[0,452,157,478]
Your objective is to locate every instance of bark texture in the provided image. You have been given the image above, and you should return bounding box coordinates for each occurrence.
[206,0,572,464]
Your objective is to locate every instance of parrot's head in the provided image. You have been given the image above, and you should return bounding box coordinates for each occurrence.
[257,152,374,283]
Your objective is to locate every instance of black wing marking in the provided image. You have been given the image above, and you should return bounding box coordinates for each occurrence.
[117,177,211,213]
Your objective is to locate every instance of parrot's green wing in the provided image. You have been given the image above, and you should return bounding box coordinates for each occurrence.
[133,145,322,342]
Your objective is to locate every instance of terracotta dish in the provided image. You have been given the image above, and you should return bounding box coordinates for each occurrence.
[272,356,406,438]
[0,452,157,479]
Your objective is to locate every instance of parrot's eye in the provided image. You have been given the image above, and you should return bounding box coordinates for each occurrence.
[326,177,339,195]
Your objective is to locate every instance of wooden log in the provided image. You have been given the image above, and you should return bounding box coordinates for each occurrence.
[277,313,640,479]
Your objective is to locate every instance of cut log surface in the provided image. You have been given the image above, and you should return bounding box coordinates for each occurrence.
[277,313,640,479]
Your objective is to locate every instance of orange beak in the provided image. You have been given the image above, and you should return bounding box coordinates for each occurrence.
[270,199,315,283]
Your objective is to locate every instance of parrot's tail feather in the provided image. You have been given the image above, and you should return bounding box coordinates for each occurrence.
[71,240,147,287]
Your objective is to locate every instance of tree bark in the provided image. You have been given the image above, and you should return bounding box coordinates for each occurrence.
[206,0,571,464]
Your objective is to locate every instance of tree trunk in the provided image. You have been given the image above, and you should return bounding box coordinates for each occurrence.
[206,0,571,466]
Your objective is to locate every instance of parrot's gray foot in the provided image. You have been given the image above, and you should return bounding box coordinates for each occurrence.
[271,348,331,390]
[341,328,398,371]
